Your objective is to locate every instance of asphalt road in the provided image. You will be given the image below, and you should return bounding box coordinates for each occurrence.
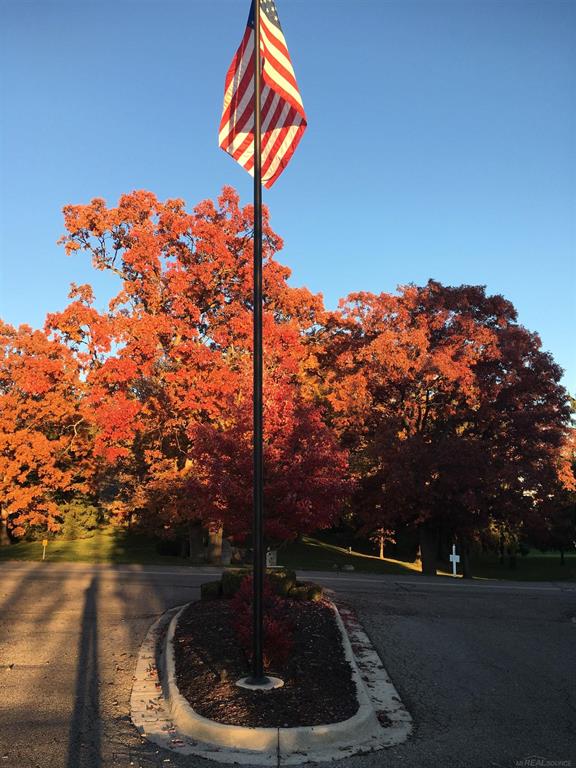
[0,563,574,768]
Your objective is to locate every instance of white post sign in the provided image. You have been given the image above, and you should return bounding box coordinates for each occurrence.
[450,544,460,577]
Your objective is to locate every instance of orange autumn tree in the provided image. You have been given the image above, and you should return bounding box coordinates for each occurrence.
[0,321,95,537]
[525,427,576,562]
[49,188,350,547]
[318,282,573,576]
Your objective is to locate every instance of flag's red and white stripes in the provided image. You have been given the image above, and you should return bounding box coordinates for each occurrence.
[219,0,306,189]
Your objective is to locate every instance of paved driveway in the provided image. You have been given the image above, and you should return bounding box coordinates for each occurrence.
[0,563,574,768]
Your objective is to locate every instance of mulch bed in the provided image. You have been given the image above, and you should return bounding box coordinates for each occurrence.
[173,598,358,728]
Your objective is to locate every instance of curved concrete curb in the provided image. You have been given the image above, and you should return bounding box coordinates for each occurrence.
[164,601,383,757]
[165,604,278,752]
[337,604,414,749]
[131,599,412,764]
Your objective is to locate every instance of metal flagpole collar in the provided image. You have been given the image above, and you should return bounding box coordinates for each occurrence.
[236,675,284,691]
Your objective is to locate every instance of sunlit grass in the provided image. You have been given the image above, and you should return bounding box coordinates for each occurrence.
[278,535,422,576]
[0,526,191,565]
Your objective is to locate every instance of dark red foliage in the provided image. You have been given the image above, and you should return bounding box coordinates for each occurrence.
[231,575,294,668]
[318,281,574,555]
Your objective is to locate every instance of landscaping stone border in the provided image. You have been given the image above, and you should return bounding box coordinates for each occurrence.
[130,600,412,765]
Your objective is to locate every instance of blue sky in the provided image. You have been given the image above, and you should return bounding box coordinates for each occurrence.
[1,0,574,392]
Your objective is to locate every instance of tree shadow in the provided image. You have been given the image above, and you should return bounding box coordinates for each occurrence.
[66,575,101,768]
[1,563,211,767]
[0,563,44,625]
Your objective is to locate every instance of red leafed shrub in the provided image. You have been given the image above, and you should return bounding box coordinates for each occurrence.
[231,575,294,668]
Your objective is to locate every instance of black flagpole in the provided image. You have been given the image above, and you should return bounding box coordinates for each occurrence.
[251,0,266,685]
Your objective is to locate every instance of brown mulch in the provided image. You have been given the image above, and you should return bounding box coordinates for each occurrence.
[173,598,358,727]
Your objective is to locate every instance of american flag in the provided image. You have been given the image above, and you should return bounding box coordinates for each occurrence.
[219,0,307,189]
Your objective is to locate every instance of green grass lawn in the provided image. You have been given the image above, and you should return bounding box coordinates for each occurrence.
[470,552,576,582]
[277,535,424,576]
[278,534,576,582]
[1,527,573,581]
[0,527,192,566]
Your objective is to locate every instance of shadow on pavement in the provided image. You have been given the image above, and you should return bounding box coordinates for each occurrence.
[66,575,101,768]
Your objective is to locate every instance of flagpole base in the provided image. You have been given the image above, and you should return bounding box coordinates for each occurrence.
[236,675,284,691]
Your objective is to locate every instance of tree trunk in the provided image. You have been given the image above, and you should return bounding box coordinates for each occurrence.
[207,526,223,564]
[438,529,450,564]
[560,548,565,566]
[499,529,505,566]
[379,535,384,560]
[0,509,9,547]
[460,537,473,579]
[188,520,204,562]
[419,525,438,576]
